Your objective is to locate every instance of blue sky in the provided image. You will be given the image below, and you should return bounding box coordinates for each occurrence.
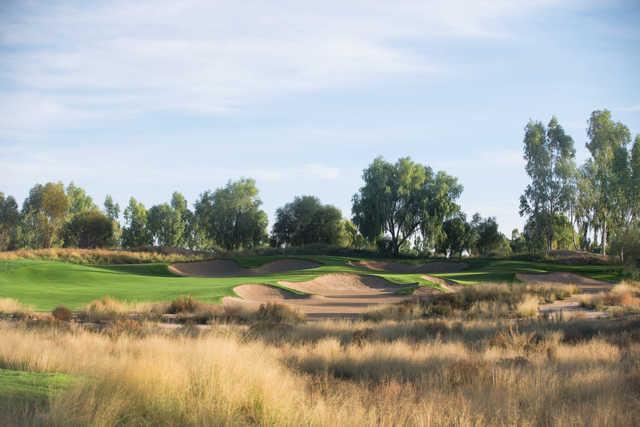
[1,0,639,233]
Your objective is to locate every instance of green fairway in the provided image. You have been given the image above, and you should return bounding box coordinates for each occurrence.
[0,368,74,401]
[0,256,624,311]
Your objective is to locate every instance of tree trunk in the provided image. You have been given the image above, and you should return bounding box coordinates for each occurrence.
[601,220,607,256]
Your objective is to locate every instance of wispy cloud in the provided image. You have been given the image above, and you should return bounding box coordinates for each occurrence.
[0,0,564,135]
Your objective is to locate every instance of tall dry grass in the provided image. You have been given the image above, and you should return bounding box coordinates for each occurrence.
[0,316,638,426]
[0,248,210,264]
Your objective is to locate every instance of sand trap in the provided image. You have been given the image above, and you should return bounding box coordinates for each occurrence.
[233,284,308,301]
[279,273,395,295]
[169,259,321,277]
[224,273,422,319]
[355,260,468,274]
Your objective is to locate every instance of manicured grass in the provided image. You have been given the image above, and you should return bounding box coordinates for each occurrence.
[439,259,623,285]
[0,368,74,401]
[0,256,624,310]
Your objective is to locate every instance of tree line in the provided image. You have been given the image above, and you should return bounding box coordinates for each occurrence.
[2,108,636,262]
[518,109,640,263]
[0,158,509,257]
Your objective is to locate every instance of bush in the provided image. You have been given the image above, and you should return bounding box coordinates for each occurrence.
[51,305,72,321]
[254,303,305,324]
[167,295,202,314]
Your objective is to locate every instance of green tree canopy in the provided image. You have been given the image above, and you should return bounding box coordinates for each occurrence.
[0,193,19,250]
[519,117,577,254]
[271,196,342,247]
[438,214,472,259]
[352,156,462,256]
[195,179,268,251]
[20,182,69,248]
[584,110,632,255]
[66,182,96,218]
[63,210,114,248]
[121,197,152,248]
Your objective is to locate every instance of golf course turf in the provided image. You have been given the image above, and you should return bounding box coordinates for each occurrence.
[0,256,624,311]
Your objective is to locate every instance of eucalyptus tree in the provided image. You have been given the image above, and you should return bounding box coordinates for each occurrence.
[585,110,632,255]
[121,197,152,247]
[0,193,19,250]
[519,117,576,254]
[20,182,69,248]
[66,182,96,217]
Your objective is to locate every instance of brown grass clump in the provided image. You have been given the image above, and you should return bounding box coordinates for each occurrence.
[579,281,640,312]
[254,303,305,324]
[0,298,34,316]
[516,295,540,317]
[80,296,166,322]
[0,247,209,265]
[51,305,72,321]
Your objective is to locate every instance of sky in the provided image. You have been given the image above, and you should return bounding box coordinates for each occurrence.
[1,0,639,234]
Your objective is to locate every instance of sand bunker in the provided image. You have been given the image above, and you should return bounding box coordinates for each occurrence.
[169,259,321,277]
[233,284,308,301]
[355,260,468,274]
[224,273,420,319]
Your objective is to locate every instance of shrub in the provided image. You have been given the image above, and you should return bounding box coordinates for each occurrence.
[51,305,72,321]
[254,303,305,324]
[167,295,201,314]
[516,295,539,317]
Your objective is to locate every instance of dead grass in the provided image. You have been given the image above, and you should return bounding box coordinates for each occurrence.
[579,281,640,312]
[0,315,638,426]
[0,298,33,315]
[0,248,209,264]
[365,283,580,321]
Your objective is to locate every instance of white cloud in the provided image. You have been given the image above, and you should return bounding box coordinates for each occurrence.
[0,0,565,134]
[615,104,640,113]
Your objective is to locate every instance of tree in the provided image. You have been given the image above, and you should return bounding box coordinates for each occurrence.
[585,110,631,255]
[438,214,472,259]
[0,193,19,250]
[103,195,121,247]
[352,157,462,256]
[63,210,114,248]
[510,229,527,254]
[121,197,152,247]
[519,117,576,254]
[631,136,640,221]
[339,220,366,249]
[20,182,69,248]
[66,182,96,217]
[195,179,268,251]
[103,195,120,221]
[271,196,343,247]
[147,203,174,247]
[471,214,503,257]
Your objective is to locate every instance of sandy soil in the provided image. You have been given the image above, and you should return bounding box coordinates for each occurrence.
[355,260,468,274]
[169,259,321,277]
[516,272,613,318]
[224,274,415,319]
